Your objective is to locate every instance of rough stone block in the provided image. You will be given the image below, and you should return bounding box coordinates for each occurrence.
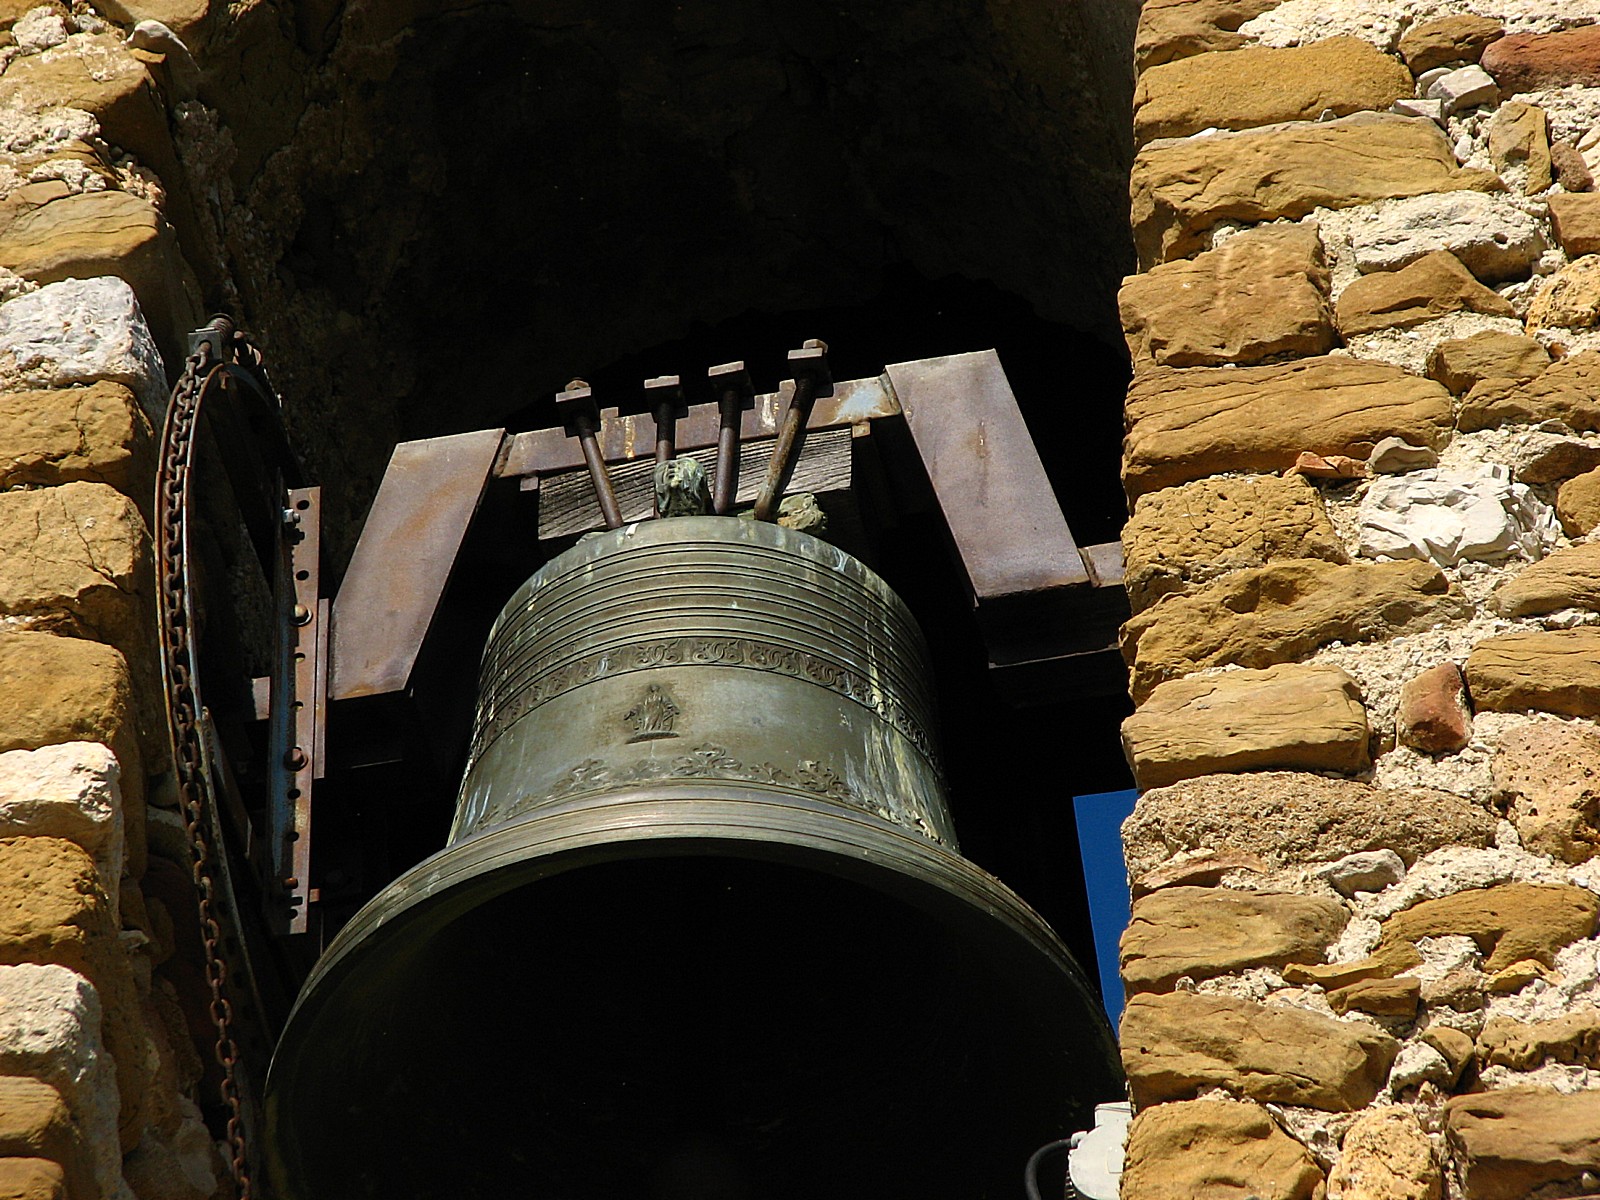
[1122,771,1496,878]
[1121,473,1347,613]
[1121,558,1462,702]
[1326,1106,1440,1200]
[1132,36,1411,146]
[1491,721,1600,864]
[1425,64,1498,116]
[0,837,148,1152]
[1558,466,1600,536]
[0,1078,92,1200]
[1445,1089,1600,1200]
[1120,990,1398,1110]
[1425,330,1549,395]
[1399,14,1503,74]
[1529,256,1600,333]
[1335,249,1513,337]
[1482,25,1600,96]
[1380,883,1599,974]
[1130,111,1496,268]
[1329,975,1421,1018]
[0,632,144,877]
[1466,627,1600,717]
[0,278,165,417]
[1123,356,1453,497]
[0,382,153,501]
[1118,223,1334,368]
[0,1159,66,1200]
[1120,886,1347,993]
[1549,192,1600,258]
[0,189,198,363]
[1313,848,1405,897]
[1397,662,1472,755]
[1478,1010,1600,1071]
[1121,664,1370,788]
[1133,0,1281,72]
[0,482,151,657]
[1357,464,1558,567]
[1460,352,1600,434]
[1487,101,1552,195]
[1121,1100,1323,1200]
[1494,540,1600,619]
[1342,191,1543,283]
[0,743,124,906]
[1552,139,1594,192]
[0,964,121,1200]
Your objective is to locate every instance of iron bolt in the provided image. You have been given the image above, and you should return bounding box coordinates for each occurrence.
[281,508,301,526]
[283,747,308,770]
[292,604,312,625]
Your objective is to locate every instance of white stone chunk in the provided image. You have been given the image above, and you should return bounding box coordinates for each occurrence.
[1416,67,1454,96]
[0,743,124,914]
[1426,65,1499,117]
[0,277,166,415]
[11,7,69,52]
[1314,849,1406,897]
[1358,464,1560,566]
[1390,97,1445,124]
[1369,437,1440,474]
[0,964,132,1200]
[1341,192,1545,282]
[1388,1040,1451,1092]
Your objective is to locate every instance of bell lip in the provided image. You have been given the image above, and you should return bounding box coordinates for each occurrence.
[269,783,1119,1087]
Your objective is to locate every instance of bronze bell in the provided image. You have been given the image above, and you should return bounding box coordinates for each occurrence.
[264,517,1121,1199]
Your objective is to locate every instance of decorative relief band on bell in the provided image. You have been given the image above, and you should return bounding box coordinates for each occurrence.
[467,633,942,773]
[467,742,949,845]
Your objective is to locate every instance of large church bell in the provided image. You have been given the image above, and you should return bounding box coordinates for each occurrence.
[264,511,1120,1198]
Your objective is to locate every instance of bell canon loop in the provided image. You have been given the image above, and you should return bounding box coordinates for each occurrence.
[265,516,1121,1200]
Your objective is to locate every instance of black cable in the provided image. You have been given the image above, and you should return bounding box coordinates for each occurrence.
[1024,1138,1077,1200]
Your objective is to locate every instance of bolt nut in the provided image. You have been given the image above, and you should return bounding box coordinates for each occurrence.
[283,747,308,771]
[292,604,312,625]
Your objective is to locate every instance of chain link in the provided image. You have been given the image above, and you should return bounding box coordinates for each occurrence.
[155,326,258,1197]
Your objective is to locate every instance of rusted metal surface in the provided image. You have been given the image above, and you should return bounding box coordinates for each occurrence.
[885,350,1091,600]
[329,428,505,701]
[753,341,831,522]
[555,381,623,530]
[1079,541,1124,589]
[709,361,753,515]
[269,485,321,935]
[498,373,897,479]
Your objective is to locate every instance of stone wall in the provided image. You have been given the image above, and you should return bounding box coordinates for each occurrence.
[1119,5,1600,1199]
[0,1,233,1197]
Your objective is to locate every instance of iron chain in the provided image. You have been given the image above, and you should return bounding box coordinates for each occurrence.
[155,324,259,1198]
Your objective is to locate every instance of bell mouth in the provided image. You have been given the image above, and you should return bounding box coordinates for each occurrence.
[265,786,1122,1200]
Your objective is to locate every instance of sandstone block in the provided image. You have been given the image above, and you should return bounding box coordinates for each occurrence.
[1327,1106,1440,1200]
[1344,191,1544,283]
[1552,139,1594,192]
[0,964,121,1200]
[1121,1100,1324,1200]
[1549,191,1600,258]
[1460,352,1600,433]
[1529,256,1600,333]
[1478,1010,1600,1070]
[1131,112,1497,268]
[1313,848,1405,897]
[1132,0,1281,72]
[1121,473,1346,612]
[93,0,209,43]
[1399,15,1503,75]
[1466,627,1600,717]
[1118,223,1333,368]
[1494,541,1600,619]
[0,278,166,417]
[0,190,197,363]
[0,33,174,182]
[0,382,152,500]
[1491,721,1600,864]
[0,632,144,876]
[0,743,124,906]
[0,1077,92,1200]
[1482,25,1600,96]
[1397,662,1472,755]
[1486,101,1552,195]
[1421,1026,1475,1084]
[1132,36,1411,147]
[1425,331,1549,395]
[1121,664,1370,788]
[1328,975,1420,1018]
[1335,249,1513,336]
[1380,883,1599,974]
[1445,1088,1600,1200]
[1121,558,1462,702]
[0,481,150,656]
[1502,431,1600,486]
[0,837,147,1150]
[1120,990,1398,1110]
[0,1159,66,1200]
[1557,466,1600,536]
[1122,771,1495,878]
[1124,356,1453,497]
[1132,848,1269,896]
[1120,886,1348,993]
